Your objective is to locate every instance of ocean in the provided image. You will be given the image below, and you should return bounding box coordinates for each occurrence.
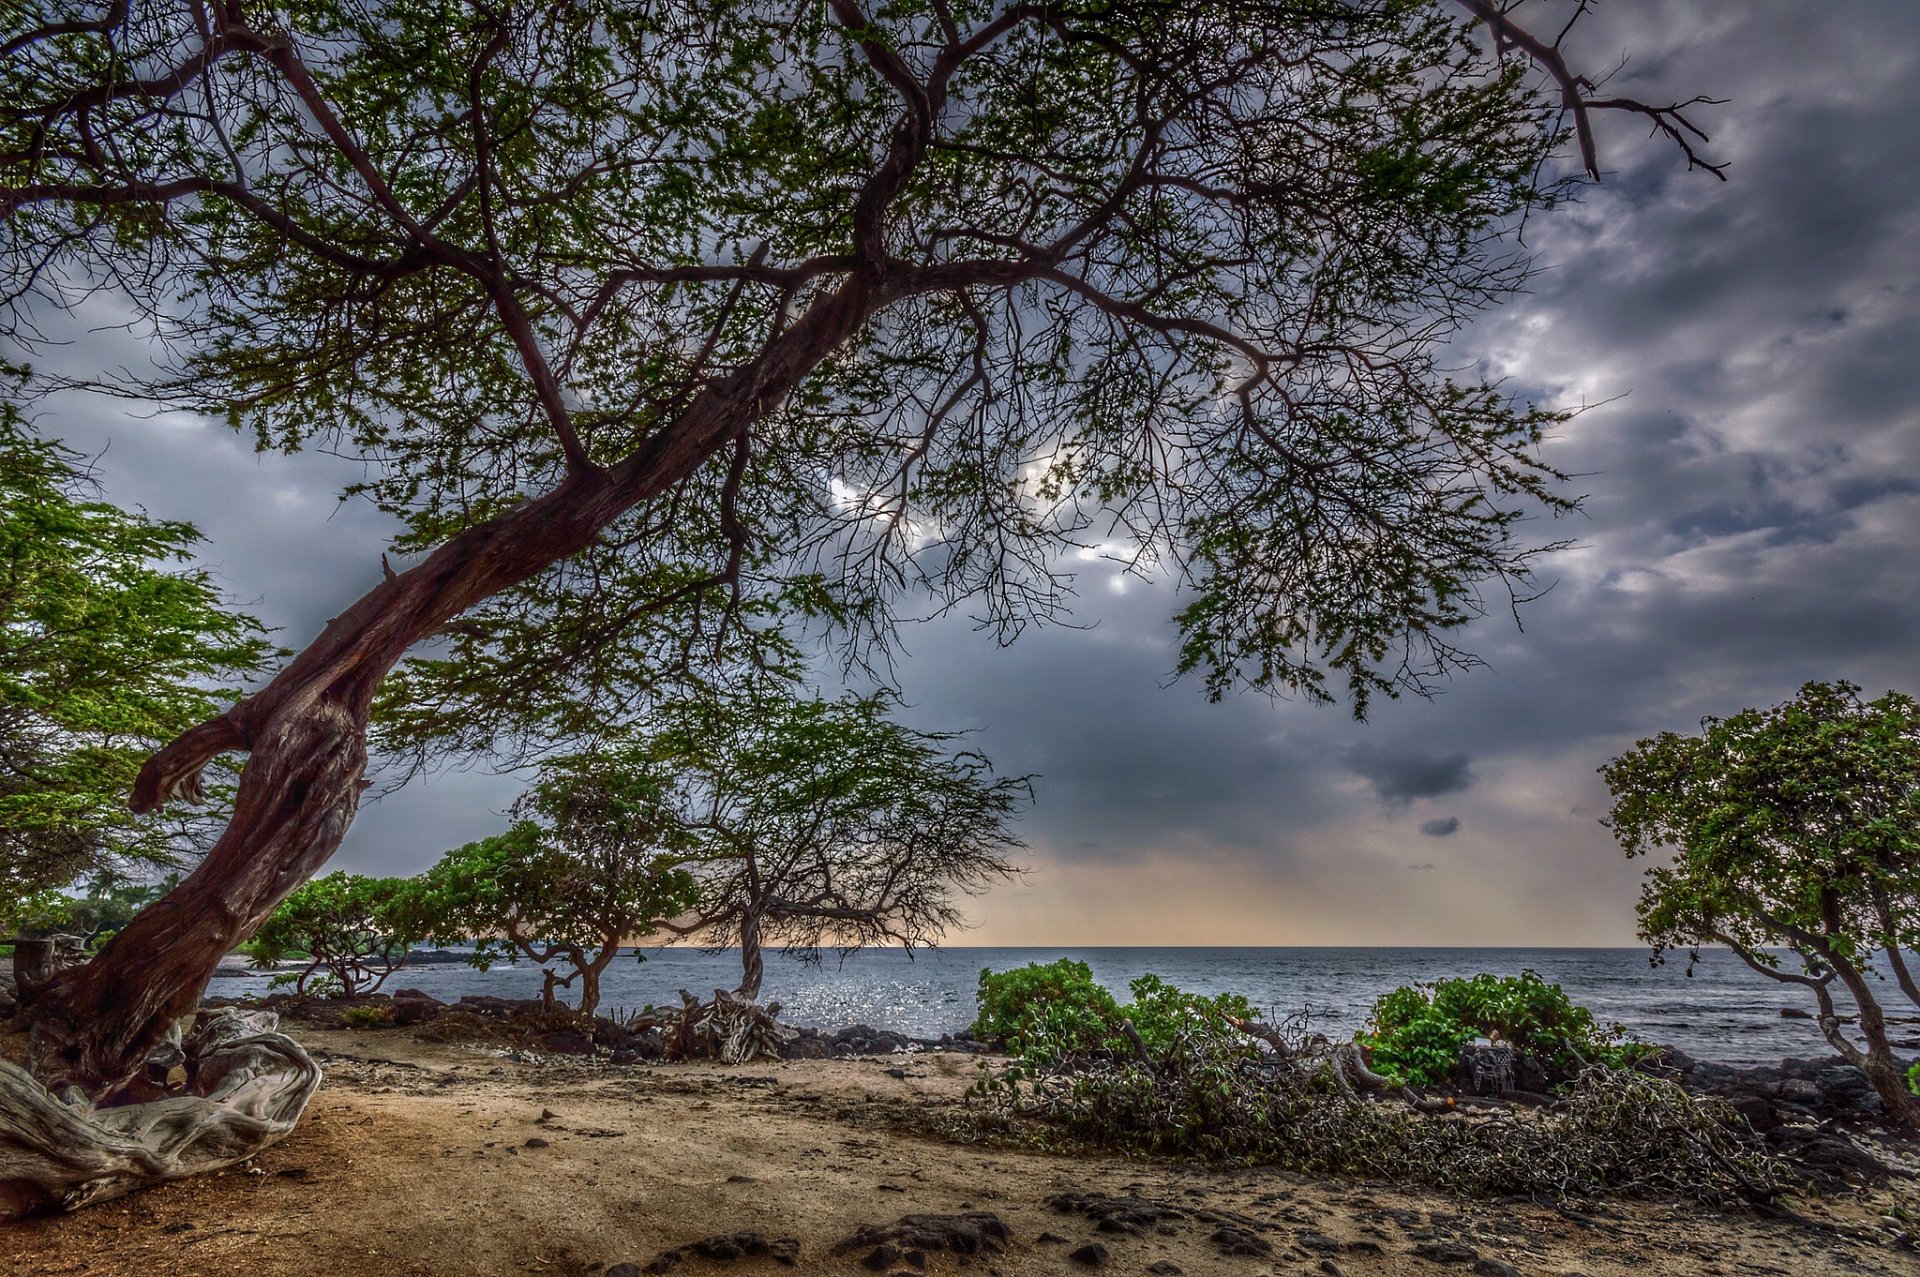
[209,945,1898,1066]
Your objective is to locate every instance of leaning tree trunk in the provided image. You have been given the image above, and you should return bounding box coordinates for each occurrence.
[29,697,371,1096]
[1823,958,1920,1128]
[18,275,880,1098]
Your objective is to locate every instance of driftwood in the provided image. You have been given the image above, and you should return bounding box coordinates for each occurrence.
[631,989,796,1064]
[0,1008,320,1219]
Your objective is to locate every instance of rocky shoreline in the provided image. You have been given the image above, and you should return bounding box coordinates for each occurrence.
[198,985,1913,1179]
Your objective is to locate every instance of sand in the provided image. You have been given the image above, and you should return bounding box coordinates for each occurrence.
[2,1025,1916,1277]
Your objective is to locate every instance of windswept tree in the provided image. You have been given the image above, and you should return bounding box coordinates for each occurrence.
[1,0,1718,1092]
[407,759,698,1016]
[0,379,272,912]
[241,872,419,998]
[1603,681,1920,1127]
[653,691,1027,1001]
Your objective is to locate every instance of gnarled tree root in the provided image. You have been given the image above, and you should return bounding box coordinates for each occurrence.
[0,1008,320,1219]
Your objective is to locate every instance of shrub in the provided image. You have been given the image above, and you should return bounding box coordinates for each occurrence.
[342,1005,391,1030]
[970,1024,1783,1205]
[973,962,1264,1064]
[973,959,1120,1060]
[1359,970,1647,1086]
[1123,973,1260,1055]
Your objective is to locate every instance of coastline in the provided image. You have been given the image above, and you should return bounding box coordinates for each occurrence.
[4,1011,1918,1277]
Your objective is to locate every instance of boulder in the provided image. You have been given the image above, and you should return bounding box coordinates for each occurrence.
[389,989,446,1026]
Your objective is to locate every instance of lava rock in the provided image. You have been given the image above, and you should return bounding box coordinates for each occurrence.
[831,1212,1010,1260]
[1067,1242,1109,1267]
[1412,1241,1480,1264]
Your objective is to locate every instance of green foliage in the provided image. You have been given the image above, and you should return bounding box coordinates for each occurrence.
[1908,1062,1920,1097]
[973,960,1121,1060]
[342,1004,391,1030]
[244,873,419,998]
[407,755,700,1014]
[1122,973,1261,1056]
[972,962,1262,1064]
[0,873,177,948]
[1359,971,1644,1086]
[0,374,273,900]
[1604,681,1920,1080]
[2,0,1620,765]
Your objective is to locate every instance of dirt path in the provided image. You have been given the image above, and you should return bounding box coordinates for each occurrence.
[2,1028,1915,1277]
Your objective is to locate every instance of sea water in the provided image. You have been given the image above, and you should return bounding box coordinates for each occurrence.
[208,945,1892,1065]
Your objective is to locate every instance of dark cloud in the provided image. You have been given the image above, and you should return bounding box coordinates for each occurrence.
[1419,817,1461,839]
[1347,746,1475,812]
[11,1,1920,943]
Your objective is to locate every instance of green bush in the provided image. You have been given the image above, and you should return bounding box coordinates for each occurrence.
[973,959,1120,1059]
[1359,970,1646,1086]
[342,1004,391,1030]
[973,962,1264,1064]
[1122,973,1260,1055]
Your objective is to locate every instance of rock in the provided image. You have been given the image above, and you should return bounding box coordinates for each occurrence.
[1728,1095,1778,1133]
[389,988,446,1025]
[523,1137,549,1149]
[1146,1263,1184,1275]
[643,1253,680,1275]
[684,1233,798,1264]
[1047,1192,1187,1233]
[780,1031,832,1060]
[1210,1225,1272,1256]
[1778,1077,1819,1105]
[1296,1232,1342,1253]
[1412,1241,1480,1264]
[832,1213,1010,1259]
[1780,1006,1813,1019]
[1067,1242,1109,1267]
[859,1245,903,1271]
[606,1263,643,1277]
[1472,1260,1522,1277]
[1319,1263,1346,1277]
[540,1028,597,1055]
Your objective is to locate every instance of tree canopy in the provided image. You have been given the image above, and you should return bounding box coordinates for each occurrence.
[408,756,699,1015]
[1603,680,1920,1125]
[1,0,1722,1092]
[242,871,419,997]
[0,379,272,908]
[650,689,1028,999]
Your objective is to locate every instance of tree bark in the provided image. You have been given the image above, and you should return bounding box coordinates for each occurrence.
[736,908,764,1003]
[577,940,622,1017]
[28,697,370,1095]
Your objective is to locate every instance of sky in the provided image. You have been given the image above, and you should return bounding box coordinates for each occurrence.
[15,2,1920,947]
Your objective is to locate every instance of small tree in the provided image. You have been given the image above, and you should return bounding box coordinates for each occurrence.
[409,761,698,1016]
[1603,681,1920,1126]
[242,872,418,998]
[653,691,1028,1002]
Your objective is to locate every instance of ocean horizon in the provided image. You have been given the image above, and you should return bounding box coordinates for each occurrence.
[212,943,1892,1066]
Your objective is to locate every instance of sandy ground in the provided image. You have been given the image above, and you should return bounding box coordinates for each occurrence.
[3,1027,1918,1277]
